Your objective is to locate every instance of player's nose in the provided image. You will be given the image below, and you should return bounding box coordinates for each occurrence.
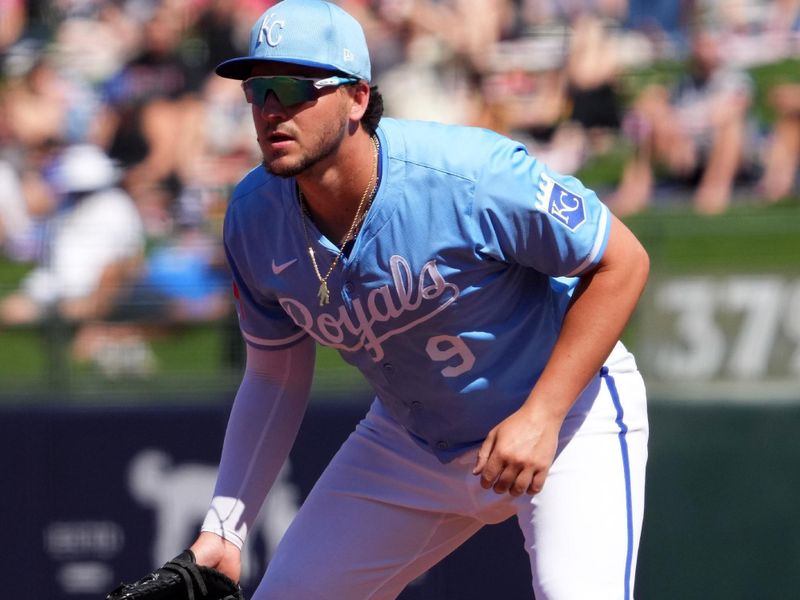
[257,91,289,119]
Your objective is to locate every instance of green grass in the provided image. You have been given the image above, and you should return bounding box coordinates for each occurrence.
[624,201,800,273]
[749,57,800,126]
[575,140,632,190]
[0,259,33,295]
[0,316,368,403]
[0,328,47,378]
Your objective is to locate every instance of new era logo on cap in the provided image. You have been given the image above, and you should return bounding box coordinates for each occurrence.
[216,0,371,82]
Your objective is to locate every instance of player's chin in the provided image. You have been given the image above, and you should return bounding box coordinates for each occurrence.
[261,155,305,179]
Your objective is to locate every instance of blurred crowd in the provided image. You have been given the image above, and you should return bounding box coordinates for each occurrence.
[0,0,798,376]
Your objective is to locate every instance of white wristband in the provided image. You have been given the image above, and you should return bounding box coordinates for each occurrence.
[200,496,248,549]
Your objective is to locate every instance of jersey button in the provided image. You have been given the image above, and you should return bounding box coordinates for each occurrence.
[411,401,423,411]
[436,441,449,450]
[382,363,395,375]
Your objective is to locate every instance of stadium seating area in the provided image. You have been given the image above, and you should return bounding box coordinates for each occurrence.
[0,0,798,395]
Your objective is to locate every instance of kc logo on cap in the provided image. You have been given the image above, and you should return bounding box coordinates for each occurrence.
[257,14,286,48]
[215,0,372,82]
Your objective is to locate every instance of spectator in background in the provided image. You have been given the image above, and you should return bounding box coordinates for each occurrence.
[342,0,409,78]
[177,72,260,200]
[131,199,230,325]
[764,0,800,43]
[410,0,515,75]
[0,144,144,327]
[565,12,623,153]
[0,50,64,262]
[624,0,692,50]
[473,10,624,178]
[1,55,74,150]
[758,82,800,201]
[478,66,588,175]
[521,0,629,28]
[70,195,230,379]
[188,0,264,76]
[50,0,141,88]
[0,0,26,51]
[0,156,54,263]
[611,27,755,215]
[701,0,800,66]
[96,4,195,235]
[376,0,515,125]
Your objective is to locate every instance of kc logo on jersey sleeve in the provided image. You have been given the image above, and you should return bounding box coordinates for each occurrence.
[535,172,586,231]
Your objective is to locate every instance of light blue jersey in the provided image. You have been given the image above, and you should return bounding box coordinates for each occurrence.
[224,118,611,461]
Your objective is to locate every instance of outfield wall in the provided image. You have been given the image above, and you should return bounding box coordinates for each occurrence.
[3,397,800,600]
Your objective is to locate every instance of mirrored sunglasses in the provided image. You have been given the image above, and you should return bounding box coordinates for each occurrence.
[241,75,358,107]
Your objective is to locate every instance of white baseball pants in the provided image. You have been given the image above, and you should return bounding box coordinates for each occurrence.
[254,342,648,600]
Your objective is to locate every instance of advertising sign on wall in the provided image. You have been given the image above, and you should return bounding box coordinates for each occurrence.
[2,402,532,599]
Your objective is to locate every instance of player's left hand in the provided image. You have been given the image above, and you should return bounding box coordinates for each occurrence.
[472,405,560,496]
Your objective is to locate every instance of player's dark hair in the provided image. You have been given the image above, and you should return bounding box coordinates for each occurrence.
[361,85,384,134]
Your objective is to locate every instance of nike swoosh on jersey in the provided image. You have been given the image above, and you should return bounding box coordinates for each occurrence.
[272,258,298,274]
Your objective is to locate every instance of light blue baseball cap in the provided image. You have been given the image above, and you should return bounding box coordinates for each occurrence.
[215,0,371,82]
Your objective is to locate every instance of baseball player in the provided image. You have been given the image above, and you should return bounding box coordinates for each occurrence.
[189,1,650,598]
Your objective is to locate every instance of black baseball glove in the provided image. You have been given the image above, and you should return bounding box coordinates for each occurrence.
[106,549,244,600]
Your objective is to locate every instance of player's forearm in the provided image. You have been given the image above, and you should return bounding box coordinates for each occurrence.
[524,216,649,420]
[202,338,315,548]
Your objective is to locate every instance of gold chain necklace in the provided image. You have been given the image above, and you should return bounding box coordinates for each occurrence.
[299,135,379,306]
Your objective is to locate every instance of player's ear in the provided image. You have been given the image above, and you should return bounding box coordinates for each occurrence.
[348,80,370,122]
